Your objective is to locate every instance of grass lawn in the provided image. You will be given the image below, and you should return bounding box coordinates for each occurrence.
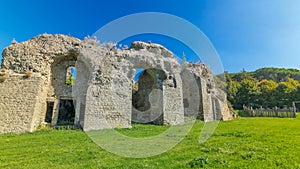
[1,115,300,168]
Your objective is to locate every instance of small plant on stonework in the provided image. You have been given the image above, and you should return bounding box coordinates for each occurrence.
[24,71,32,78]
[0,69,7,82]
[0,69,6,76]
[83,35,99,46]
[0,76,7,82]
[66,74,74,86]
[11,38,18,45]
[181,52,188,69]
[123,45,129,50]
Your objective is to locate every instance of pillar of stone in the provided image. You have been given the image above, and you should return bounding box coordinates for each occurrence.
[51,99,60,126]
[163,73,184,125]
[83,76,132,131]
[199,78,214,122]
[74,97,81,126]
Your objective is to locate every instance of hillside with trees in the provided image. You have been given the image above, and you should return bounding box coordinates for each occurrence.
[225,68,300,110]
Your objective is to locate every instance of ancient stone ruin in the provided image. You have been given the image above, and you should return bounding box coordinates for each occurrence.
[0,34,232,134]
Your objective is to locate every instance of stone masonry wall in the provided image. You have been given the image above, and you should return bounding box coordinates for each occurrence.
[163,73,185,125]
[180,69,201,118]
[79,46,132,131]
[79,42,185,131]
[1,34,83,133]
[184,63,232,122]
[0,34,232,134]
[1,34,82,74]
[0,73,46,133]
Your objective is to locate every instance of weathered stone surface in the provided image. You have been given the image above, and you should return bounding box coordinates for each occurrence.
[77,41,184,130]
[181,63,232,121]
[1,34,82,133]
[0,34,232,134]
[0,73,47,134]
[1,34,82,74]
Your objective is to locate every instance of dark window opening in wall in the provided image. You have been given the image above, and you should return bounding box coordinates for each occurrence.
[57,99,75,125]
[45,102,54,123]
[66,66,76,86]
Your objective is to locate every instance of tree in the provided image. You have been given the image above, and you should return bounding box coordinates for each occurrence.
[225,67,300,109]
[224,71,232,82]
[257,79,278,107]
[235,78,259,109]
[227,80,241,105]
[276,78,300,107]
[232,69,256,82]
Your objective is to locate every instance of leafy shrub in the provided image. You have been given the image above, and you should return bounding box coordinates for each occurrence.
[188,156,209,168]
[241,151,256,160]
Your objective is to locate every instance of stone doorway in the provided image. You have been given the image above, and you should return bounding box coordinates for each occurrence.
[57,99,75,125]
[45,101,54,123]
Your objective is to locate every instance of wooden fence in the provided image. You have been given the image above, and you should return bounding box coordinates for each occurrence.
[243,106,296,118]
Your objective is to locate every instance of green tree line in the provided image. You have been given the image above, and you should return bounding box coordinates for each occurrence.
[225,68,300,110]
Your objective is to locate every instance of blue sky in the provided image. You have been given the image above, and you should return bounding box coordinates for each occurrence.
[0,0,300,73]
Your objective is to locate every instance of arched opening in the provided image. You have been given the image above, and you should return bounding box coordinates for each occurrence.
[73,59,91,128]
[65,66,76,86]
[46,54,77,126]
[132,68,167,124]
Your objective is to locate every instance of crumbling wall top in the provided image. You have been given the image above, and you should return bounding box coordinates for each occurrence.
[1,34,82,74]
[129,41,174,58]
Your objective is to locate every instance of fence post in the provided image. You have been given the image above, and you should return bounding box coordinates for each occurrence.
[292,102,297,118]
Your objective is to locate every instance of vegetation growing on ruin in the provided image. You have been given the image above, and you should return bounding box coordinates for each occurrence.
[65,74,74,86]
[24,71,32,78]
[0,76,7,82]
[0,69,7,82]
[1,116,300,168]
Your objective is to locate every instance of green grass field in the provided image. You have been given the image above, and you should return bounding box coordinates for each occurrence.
[1,115,300,169]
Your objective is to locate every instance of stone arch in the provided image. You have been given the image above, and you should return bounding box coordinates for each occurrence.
[73,52,93,128]
[132,68,167,124]
[0,34,83,132]
[0,34,233,134]
[80,42,185,131]
[48,53,78,126]
[49,54,77,96]
[122,43,184,126]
